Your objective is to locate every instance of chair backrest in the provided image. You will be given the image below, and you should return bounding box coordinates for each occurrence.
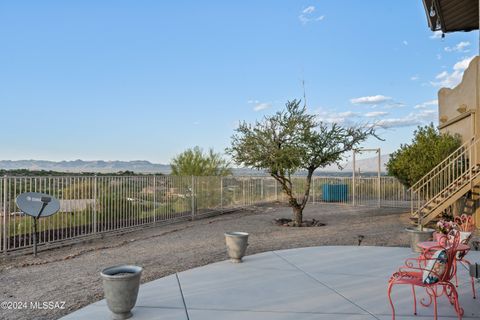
[454,214,476,232]
[441,230,461,282]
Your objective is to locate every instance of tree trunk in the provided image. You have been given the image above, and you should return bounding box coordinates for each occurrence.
[292,206,303,227]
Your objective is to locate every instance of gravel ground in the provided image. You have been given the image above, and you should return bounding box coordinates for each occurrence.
[0,203,411,320]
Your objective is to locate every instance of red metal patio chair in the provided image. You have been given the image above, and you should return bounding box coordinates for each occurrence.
[453,214,476,299]
[387,231,463,320]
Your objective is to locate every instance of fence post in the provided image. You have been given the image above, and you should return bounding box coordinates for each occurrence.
[378,149,381,208]
[261,178,264,202]
[275,179,278,201]
[191,176,195,220]
[242,179,246,207]
[312,177,315,204]
[352,151,356,206]
[93,175,97,233]
[3,176,7,254]
[220,177,223,210]
[153,175,156,223]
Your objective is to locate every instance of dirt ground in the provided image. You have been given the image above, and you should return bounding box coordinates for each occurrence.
[0,203,411,320]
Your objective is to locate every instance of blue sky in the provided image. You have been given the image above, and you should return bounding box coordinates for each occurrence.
[0,1,478,164]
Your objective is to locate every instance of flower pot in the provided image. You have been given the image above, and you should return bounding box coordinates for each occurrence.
[405,227,434,253]
[225,232,249,263]
[101,265,143,320]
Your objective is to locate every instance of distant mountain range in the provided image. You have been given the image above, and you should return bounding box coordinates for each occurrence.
[0,160,171,174]
[330,154,390,173]
[0,155,389,175]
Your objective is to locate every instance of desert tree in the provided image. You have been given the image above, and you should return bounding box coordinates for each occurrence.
[386,123,461,188]
[227,99,378,226]
[171,146,231,176]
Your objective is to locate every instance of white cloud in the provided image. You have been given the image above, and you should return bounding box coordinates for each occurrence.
[377,109,437,128]
[416,109,438,123]
[435,71,448,79]
[365,111,388,117]
[350,95,392,105]
[377,117,421,128]
[410,75,419,81]
[403,40,408,46]
[299,5,324,25]
[430,56,475,88]
[414,99,438,109]
[454,56,474,70]
[253,102,271,111]
[444,41,470,53]
[314,109,360,124]
[430,31,443,39]
[436,53,442,60]
[247,100,272,112]
[313,104,436,129]
[298,15,309,25]
[302,6,315,14]
[384,102,406,109]
[337,111,358,117]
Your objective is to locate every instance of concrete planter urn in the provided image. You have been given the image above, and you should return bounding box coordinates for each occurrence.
[225,232,249,263]
[405,227,434,253]
[101,265,143,320]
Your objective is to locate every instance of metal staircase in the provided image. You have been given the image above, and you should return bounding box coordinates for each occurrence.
[410,137,480,226]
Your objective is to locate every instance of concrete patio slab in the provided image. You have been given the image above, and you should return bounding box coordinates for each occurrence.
[60,305,187,320]
[61,246,480,320]
[274,247,479,319]
[188,309,377,320]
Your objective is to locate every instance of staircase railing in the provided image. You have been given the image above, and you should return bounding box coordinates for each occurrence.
[410,136,478,225]
[410,138,473,192]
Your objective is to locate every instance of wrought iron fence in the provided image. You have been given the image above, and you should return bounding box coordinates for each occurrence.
[0,175,409,254]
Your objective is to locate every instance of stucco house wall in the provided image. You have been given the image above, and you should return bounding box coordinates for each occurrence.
[438,56,479,144]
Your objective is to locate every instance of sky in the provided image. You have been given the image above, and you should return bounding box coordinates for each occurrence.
[0,1,478,164]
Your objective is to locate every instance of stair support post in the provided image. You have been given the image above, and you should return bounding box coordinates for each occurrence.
[470,145,473,189]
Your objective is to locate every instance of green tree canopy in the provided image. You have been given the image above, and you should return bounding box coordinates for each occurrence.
[170,147,232,176]
[386,123,462,188]
[227,99,377,226]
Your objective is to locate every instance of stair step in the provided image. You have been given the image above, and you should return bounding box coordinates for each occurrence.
[411,159,480,227]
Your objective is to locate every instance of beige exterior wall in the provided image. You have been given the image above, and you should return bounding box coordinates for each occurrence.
[438,56,479,144]
[437,56,480,227]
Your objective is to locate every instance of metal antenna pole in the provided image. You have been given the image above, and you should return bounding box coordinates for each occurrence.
[33,201,48,257]
[302,79,307,108]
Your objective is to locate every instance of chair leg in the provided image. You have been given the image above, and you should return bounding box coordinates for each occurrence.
[433,293,438,320]
[471,276,476,299]
[411,285,417,315]
[387,282,396,320]
[446,282,463,320]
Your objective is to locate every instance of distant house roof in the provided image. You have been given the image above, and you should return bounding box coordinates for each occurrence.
[422,0,479,33]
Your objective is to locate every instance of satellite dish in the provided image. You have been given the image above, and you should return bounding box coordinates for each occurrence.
[16,192,60,257]
[16,192,60,218]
